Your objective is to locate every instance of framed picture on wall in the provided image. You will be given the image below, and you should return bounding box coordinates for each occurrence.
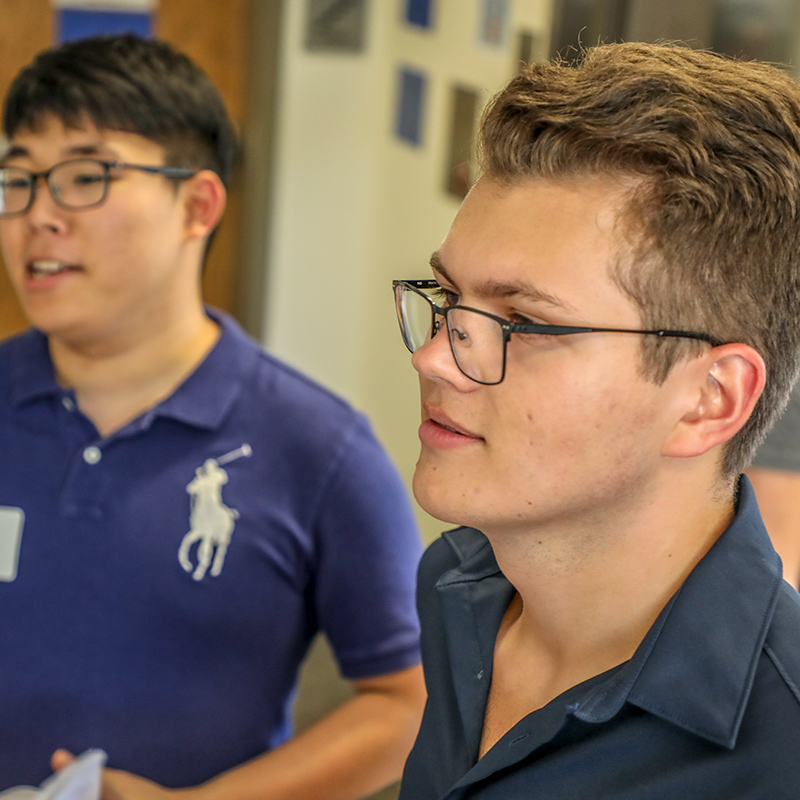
[444,84,479,198]
[516,28,547,70]
[479,0,509,47]
[395,66,428,146]
[712,0,800,66]
[305,0,368,53]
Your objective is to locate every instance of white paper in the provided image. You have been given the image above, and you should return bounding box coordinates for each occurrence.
[0,750,106,800]
[0,506,24,582]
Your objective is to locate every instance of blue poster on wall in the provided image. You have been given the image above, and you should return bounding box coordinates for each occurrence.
[395,66,427,146]
[405,0,433,29]
[57,8,153,43]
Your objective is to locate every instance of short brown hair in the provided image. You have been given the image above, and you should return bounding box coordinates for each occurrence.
[480,42,800,478]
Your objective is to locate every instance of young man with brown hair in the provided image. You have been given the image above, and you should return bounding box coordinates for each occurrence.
[394,42,800,798]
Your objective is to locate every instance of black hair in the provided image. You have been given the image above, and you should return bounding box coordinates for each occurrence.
[3,34,237,187]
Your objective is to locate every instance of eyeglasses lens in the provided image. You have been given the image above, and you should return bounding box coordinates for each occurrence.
[50,160,107,209]
[398,284,505,384]
[447,307,504,384]
[0,159,108,216]
[0,167,33,216]
[397,284,435,351]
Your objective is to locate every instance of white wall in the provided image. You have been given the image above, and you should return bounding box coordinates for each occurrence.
[263,0,554,542]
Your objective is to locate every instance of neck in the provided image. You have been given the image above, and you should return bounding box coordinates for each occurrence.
[485,467,733,686]
[49,305,220,437]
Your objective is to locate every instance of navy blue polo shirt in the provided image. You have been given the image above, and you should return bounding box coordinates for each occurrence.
[0,310,422,789]
[400,477,800,799]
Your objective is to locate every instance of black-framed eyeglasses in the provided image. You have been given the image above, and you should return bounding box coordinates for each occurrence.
[0,158,198,217]
[393,279,722,385]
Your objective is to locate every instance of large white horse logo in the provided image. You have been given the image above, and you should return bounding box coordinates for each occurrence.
[178,444,251,581]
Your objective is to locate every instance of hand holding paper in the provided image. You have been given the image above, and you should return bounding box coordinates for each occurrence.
[0,750,106,800]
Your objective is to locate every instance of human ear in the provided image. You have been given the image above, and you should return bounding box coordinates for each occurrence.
[663,344,766,459]
[182,170,227,239]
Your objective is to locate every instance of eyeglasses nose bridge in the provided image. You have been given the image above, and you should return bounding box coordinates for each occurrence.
[26,164,85,216]
[430,305,447,339]
[45,169,66,201]
[425,305,464,369]
[411,312,459,375]
[23,168,61,213]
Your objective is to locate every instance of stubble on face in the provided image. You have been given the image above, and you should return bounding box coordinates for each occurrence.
[410,176,674,544]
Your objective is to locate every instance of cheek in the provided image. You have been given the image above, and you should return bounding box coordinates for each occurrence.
[86,207,173,266]
[515,371,648,455]
[0,221,23,262]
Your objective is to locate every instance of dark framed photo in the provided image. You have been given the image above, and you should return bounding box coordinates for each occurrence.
[305,0,368,53]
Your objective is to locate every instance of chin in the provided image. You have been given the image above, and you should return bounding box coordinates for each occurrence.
[412,468,472,528]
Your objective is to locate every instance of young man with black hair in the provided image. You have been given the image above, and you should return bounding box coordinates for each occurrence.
[0,34,425,800]
[394,42,800,799]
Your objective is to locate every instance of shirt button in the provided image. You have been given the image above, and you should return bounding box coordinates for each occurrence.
[83,446,102,465]
[62,397,75,412]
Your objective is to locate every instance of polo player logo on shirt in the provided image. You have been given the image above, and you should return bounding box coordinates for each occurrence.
[178,444,251,581]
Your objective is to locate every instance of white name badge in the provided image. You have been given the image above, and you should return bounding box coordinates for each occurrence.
[0,507,24,582]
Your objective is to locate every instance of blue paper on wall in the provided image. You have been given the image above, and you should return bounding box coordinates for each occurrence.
[395,67,427,146]
[405,0,433,29]
[57,8,152,43]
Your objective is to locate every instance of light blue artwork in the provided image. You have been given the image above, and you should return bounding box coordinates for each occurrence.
[395,66,427,146]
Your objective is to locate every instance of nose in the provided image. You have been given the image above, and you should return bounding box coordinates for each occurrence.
[411,318,478,391]
[24,175,67,232]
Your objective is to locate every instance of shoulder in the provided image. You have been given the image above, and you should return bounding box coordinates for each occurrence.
[763,582,800,704]
[255,348,360,422]
[207,315,411,508]
[224,320,361,420]
[0,328,43,362]
[0,328,49,406]
[731,583,800,780]
[212,310,369,439]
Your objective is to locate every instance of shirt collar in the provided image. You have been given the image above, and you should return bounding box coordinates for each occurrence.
[8,308,258,433]
[435,477,782,750]
[614,476,782,749]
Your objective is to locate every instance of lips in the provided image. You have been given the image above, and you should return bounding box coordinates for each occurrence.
[26,259,80,280]
[420,404,483,448]
[429,411,478,437]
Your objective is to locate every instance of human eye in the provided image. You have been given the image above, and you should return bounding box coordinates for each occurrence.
[70,169,105,187]
[0,163,31,185]
[1,173,32,191]
[429,285,460,308]
[55,160,104,187]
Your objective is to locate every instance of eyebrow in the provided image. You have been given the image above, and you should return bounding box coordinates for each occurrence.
[429,251,579,313]
[3,142,107,162]
[3,145,30,161]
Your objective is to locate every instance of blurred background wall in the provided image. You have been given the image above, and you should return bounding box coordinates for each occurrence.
[1,2,800,797]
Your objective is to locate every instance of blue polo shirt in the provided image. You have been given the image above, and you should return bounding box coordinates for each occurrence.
[0,310,422,789]
[400,478,800,799]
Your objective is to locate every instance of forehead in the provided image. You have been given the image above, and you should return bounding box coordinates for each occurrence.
[3,115,165,164]
[436,176,640,323]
